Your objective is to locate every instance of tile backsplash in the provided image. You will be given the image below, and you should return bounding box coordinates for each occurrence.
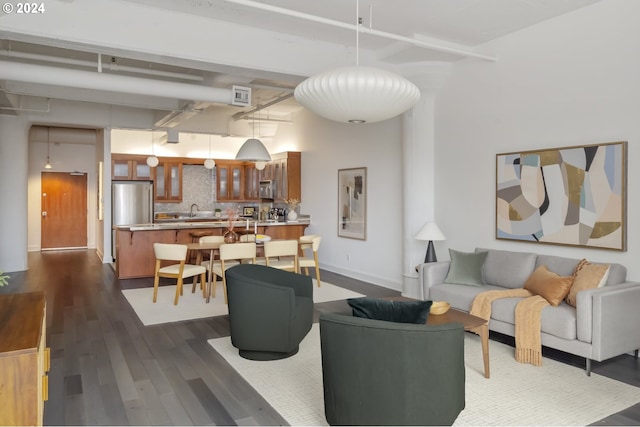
[155,165,264,214]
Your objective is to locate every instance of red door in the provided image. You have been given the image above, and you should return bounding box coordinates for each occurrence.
[41,172,88,250]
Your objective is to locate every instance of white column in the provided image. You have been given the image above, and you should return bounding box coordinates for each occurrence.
[401,65,451,299]
[0,115,30,272]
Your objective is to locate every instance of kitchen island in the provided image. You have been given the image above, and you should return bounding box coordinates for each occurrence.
[114,220,310,279]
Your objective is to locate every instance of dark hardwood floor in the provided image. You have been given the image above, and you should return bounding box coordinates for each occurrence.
[2,249,640,425]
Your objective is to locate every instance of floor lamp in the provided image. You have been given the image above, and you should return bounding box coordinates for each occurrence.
[415,222,446,263]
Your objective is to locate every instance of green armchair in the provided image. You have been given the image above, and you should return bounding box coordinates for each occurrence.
[319,312,465,426]
[225,264,313,360]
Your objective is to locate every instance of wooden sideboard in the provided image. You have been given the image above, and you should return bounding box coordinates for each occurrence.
[0,292,50,426]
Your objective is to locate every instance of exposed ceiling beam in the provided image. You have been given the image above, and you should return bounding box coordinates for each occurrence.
[222,0,497,62]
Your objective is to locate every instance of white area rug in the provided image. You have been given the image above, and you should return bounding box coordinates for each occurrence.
[122,279,364,326]
[209,325,640,426]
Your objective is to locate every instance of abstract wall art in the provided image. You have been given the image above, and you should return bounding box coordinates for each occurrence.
[496,141,627,250]
[338,167,367,240]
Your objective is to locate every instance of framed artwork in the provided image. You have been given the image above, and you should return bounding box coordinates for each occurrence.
[496,141,627,251]
[338,167,367,240]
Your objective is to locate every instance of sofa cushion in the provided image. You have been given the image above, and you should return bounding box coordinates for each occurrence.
[536,254,626,286]
[444,249,487,286]
[478,248,537,289]
[523,265,574,306]
[347,297,432,324]
[566,260,610,307]
[429,283,504,312]
[491,297,577,340]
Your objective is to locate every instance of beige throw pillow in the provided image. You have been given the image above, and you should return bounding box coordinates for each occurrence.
[523,265,574,306]
[565,259,610,307]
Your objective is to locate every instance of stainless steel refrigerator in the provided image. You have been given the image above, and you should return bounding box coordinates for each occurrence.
[112,180,154,259]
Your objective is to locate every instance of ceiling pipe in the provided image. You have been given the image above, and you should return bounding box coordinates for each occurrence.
[242,117,292,124]
[0,98,51,113]
[0,60,234,104]
[0,50,205,81]
[232,92,294,121]
[222,0,497,62]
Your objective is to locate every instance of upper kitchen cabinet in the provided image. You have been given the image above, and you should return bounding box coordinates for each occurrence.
[260,152,301,202]
[245,163,260,200]
[216,160,245,201]
[153,161,182,202]
[111,154,152,180]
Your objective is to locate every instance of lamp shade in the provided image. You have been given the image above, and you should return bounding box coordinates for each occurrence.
[235,138,271,162]
[294,66,421,124]
[414,222,446,241]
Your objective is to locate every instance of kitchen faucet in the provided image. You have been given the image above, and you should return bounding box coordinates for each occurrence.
[190,203,198,217]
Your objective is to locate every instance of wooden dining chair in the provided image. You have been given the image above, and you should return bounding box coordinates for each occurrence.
[152,243,207,305]
[263,239,299,273]
[199,235,225,289]
[299,235,322,285]
[210,242,257,303]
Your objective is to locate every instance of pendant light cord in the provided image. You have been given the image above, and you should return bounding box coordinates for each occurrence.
[356,0,359,66]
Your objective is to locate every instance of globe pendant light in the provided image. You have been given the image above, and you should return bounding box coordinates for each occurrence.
[235,111,271,162]
[294,1,420,124]
[44,127,52,169]
[146,132,158,167]
[204,135,215,169]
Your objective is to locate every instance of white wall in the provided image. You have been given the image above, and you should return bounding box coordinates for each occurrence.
[284,109,404,290]
[435,1,640,280]
[0,115,30,272]
[27,141,97,251]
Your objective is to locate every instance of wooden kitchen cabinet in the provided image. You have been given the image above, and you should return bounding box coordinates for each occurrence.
[245,164,260,200]
[216,160,246,201]
[112,154,152,180]
[153,161,182,202]
[259,151,301,202]
[114,223,309,278]
[0,292,50,426]
[115,228,176,278]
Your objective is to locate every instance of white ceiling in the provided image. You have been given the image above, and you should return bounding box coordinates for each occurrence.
[0,0,600,135]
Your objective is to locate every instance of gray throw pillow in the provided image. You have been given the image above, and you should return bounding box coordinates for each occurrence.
[347,297,432,324]
[444,249,488,286]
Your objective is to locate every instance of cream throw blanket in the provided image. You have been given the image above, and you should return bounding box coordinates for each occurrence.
[470,289,550,366]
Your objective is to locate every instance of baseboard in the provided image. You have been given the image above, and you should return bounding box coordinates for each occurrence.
[319,262,402,292]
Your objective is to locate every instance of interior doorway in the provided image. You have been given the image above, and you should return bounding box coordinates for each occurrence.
[41,171,88,250]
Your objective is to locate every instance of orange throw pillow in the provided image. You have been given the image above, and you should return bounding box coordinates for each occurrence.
[523,265,574,306]
[565,259,610,307]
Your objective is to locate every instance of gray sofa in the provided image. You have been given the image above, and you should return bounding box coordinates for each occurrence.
[417,248,640,374]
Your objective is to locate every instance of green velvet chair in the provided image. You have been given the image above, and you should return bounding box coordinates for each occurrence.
[225,263,313,360]
[319,312,465,426]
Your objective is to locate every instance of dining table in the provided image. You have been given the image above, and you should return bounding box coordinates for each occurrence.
[184,236,305,303]
[185,240,224,303]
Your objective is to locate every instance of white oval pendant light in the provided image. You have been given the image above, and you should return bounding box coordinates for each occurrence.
[294,0,420,124]
[295,66,420,123]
